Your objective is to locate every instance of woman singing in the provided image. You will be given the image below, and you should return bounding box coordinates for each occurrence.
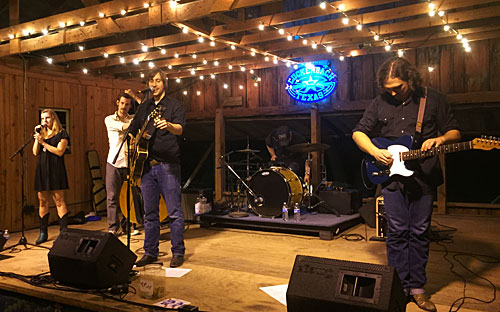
[32,109,70,245]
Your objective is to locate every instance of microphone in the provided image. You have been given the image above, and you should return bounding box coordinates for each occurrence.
[138,86,153,93]
[35,124,46,133]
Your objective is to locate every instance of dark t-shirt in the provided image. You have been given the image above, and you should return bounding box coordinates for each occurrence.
[353,88,460,191]
[129,95,185,164]
[266,129,307,174]
[34,129,70,191]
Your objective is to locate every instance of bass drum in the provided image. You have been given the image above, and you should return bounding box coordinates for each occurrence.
[247,167,303,217]
[120,179,169,225]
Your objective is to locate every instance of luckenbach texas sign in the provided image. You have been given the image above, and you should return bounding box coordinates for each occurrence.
[285,64,338,103]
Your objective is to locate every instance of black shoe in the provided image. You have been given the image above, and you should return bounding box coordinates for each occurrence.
[135,255,158,267]
[170,255,184,268]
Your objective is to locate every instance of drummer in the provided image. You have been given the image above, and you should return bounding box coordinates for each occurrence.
[265,125,310,184]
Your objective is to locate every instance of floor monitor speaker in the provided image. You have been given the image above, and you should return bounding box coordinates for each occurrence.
[48,228,137,289]
[287,255,407,312]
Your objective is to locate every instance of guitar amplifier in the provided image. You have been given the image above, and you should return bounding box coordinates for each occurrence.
[376,196,387,239]
[318,189,362,215]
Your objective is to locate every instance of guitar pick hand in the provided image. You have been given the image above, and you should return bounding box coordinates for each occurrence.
[154,118,169,130]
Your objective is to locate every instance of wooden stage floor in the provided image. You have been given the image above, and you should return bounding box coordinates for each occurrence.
[0,214,499,312]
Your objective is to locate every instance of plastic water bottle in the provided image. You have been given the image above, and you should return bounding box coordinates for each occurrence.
[282,202,289,221]
[293,203,301,222]
[3,229,10,241]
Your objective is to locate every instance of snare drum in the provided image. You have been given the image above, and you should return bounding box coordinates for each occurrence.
[247,167,303,217]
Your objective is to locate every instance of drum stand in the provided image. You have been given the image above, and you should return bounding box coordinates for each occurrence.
[221,154,264,218]
[302,153,341,217]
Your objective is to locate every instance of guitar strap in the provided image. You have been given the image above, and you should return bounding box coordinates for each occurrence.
[413,87,428,147]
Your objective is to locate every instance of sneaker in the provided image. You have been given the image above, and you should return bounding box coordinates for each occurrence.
[130,229,140,236]
[135,255,158,267]
[170,255,184,268]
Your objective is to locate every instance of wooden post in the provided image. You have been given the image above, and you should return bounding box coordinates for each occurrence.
[9,0,20,26]
[215,109,225,201]
[310,104,321,187]
[436,154,447,214]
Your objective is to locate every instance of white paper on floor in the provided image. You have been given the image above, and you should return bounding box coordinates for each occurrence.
[259,284,288,306]
[154,298,191,308]
[162,267,192,278]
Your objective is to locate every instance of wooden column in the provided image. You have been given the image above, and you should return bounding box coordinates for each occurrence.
[215,109,225,201]
[310,104,321,187]
[9,0,19,26]
[436,154,447,214]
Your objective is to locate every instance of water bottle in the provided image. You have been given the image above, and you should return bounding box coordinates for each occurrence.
[293,203,301,222]
[195,194,206,215]
[3,229,10,241]
[282,202,289,221]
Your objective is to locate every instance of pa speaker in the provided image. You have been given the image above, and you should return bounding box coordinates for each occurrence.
[48,228,137,289]
[287,255,407,312]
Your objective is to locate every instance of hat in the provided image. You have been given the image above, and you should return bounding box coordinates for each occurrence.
[275,126,291,146]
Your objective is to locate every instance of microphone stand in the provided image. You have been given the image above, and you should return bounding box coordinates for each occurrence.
[8,135,50,251]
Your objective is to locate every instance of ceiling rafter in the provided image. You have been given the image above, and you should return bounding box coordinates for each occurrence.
[0,0,279,57]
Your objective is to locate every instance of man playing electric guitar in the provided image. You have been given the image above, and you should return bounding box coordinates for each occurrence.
[128,68,186,268]
[352,57,460,312]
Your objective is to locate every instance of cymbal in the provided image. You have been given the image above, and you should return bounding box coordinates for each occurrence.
[235,148,260,153]
[286,142,330,153]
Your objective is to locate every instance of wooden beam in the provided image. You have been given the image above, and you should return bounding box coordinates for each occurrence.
[215,109,225,201]
[9,0,20,26]
[310,104,321,187]
[0,0,279,57]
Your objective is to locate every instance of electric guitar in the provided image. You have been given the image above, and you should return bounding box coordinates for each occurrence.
[130,105,165,181]
[364,135,500,184]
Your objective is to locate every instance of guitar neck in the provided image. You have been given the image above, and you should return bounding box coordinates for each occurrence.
[402,141,472,160]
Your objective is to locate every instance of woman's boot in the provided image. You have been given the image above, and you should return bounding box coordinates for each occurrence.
[35,213,49,245]
[59,213,70,231]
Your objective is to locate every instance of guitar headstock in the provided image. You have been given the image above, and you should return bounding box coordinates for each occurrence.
[472,136,500,151]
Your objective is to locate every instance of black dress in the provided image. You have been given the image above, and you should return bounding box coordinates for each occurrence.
[34,129,70,191]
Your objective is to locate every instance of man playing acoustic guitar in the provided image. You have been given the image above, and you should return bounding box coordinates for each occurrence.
[352,57,460,312]
[129,68,186,268]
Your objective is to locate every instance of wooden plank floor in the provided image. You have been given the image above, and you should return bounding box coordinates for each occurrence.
[0,214,499,312]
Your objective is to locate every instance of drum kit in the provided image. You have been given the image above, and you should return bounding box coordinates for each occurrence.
[221,141,340,218]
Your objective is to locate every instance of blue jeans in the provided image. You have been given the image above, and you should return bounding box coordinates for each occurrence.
[382,187,433,292]
[140,163,185,258]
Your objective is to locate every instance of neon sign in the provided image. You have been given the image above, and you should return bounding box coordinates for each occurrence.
[285,64,338,103]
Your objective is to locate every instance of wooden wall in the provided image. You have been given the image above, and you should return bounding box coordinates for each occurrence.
[176,38,500,119]
[0,60,141,232]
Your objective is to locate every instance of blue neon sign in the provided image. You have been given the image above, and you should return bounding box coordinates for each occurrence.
[285,64,338,103]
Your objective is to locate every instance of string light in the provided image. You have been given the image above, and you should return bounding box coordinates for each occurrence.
[342,17,349,25]
[99,12,105,18]
[82,68,88,74]
[200,75,204,80]
[46,57,53,64]
[182,28,188,34]
[223,83,228,89]
[339,55,345,61]
[287,35,293,41]
[144,3,150,8]
[59,22,66,28]
[197,91,201,96]
[176,78,181,83]
[148,61,154,68]
[133,58,139,65]
[190,68,195,75]
[183,90,188,95]
[258,23,265,31]
[239,85,243,90]
[211,74,216,79]
[121,9,127,16]
[198,36,204,43]
[79,21,85,26]
[397,49,404,57]
[120,57,125,63]
[230,45,236,50]
[356,24,363,31]
[8,34,14,39]
[168,65,172,69]
[214,60,219,66]
[428,66,434,72]
[104,53,109,58]
[141,45,148,52]
[140,73,145,78]
[161,49,166,54]
[78,45,84,51]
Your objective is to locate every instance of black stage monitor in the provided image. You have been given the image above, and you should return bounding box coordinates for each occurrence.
[48,228,137,289]
[287,255,407,312]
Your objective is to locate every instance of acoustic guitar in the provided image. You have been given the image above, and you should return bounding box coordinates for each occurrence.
[364,135,500,184]
[130,104,165,181]
[121,104,169,224]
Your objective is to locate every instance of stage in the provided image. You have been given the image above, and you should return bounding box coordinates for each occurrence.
[200,211,361,240]
[1,215,499,312]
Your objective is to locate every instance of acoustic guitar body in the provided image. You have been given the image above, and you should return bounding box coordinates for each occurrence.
[120,179,169,225]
